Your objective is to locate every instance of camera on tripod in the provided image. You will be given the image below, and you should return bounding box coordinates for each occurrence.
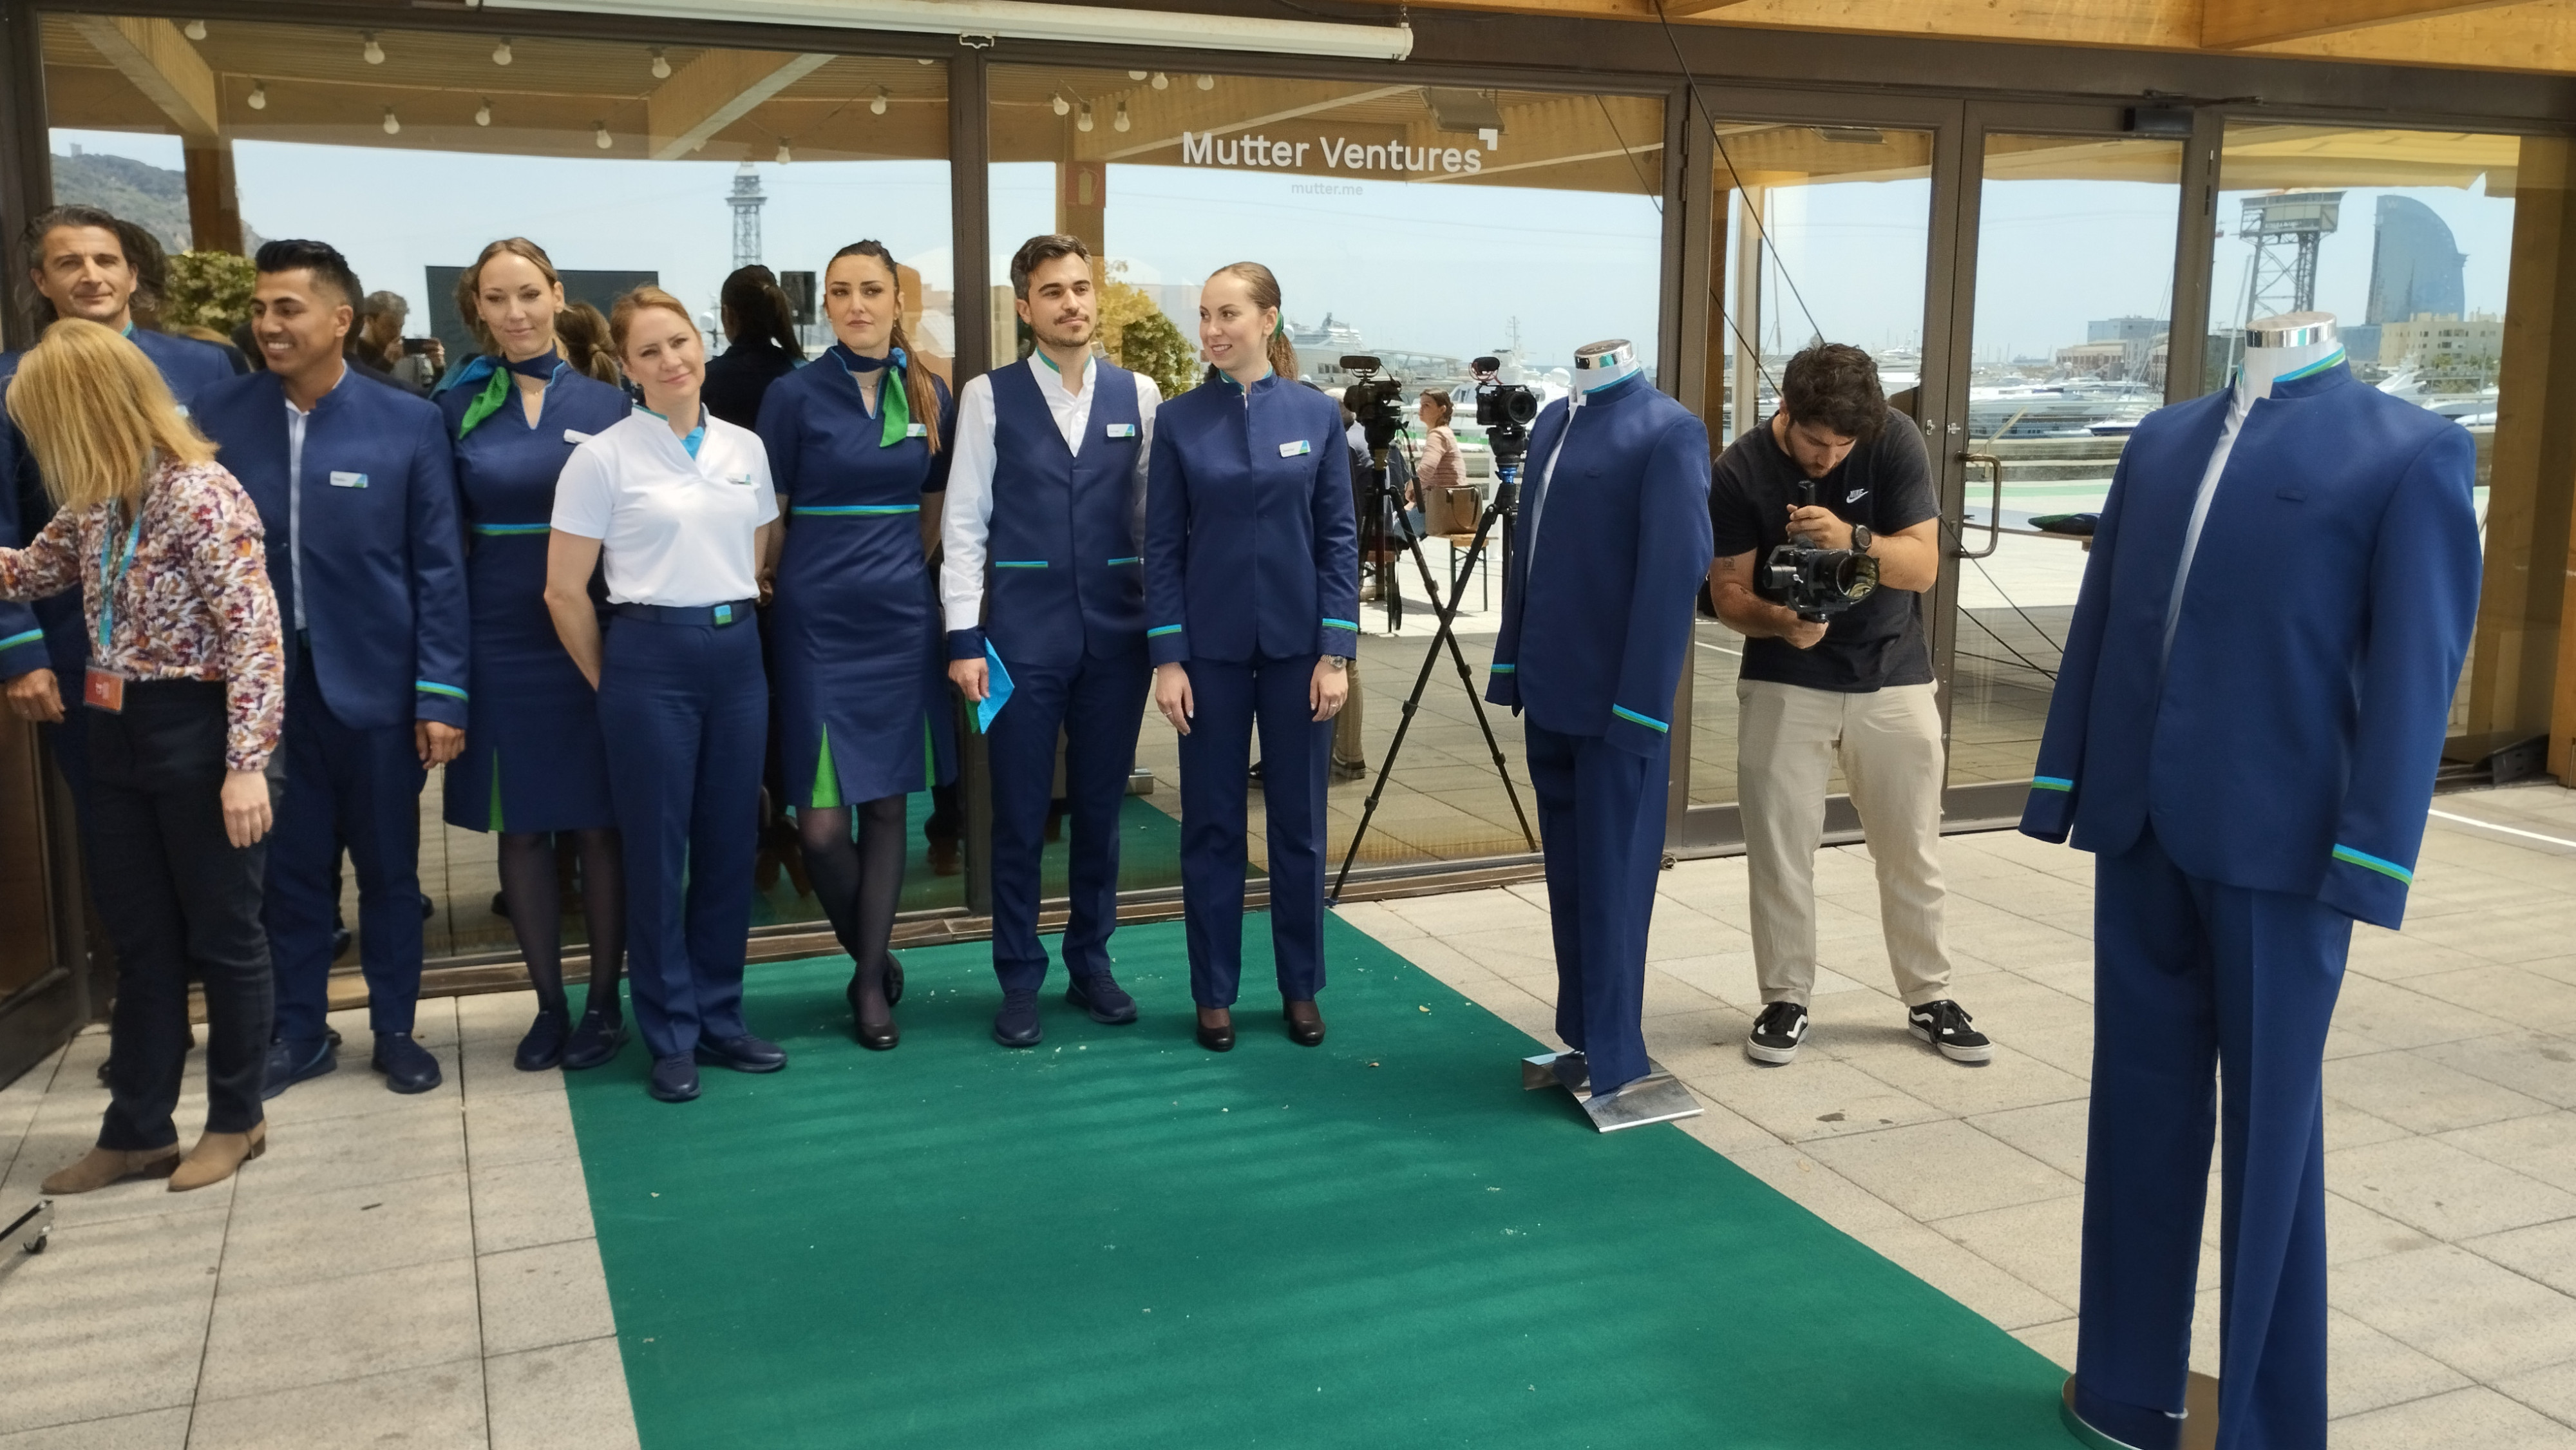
[1762,480,1879,622]
[1470,356,1537,470]
[1340,355,1408,454]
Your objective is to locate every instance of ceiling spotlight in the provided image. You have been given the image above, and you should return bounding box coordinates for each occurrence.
[361,32,384,64]
[475,98,492,126]
[1076,102,1094,133]
[776,139,792,164]
[183,19,206,40]
[594,121,613,149]
[870,86,889,115]
[1113,100,1130,133]
[381,106,401,135]
[1151,71,1168,90]
[492,38,513,66]
[650,48,670,79]
[246,80,267,110]
[1195,73,1215,90]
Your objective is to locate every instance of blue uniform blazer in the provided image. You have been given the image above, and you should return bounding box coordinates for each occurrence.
[2019,361,2480,930]
[193,367,471,732]
[0,327,237,681]
[1485,372,1715,758]
[1144,373,1358,667]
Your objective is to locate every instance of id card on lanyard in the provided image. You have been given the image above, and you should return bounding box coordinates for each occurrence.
[82,504,144,713]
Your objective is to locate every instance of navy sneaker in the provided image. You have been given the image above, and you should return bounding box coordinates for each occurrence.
[261,1035,336,1100]
[560,1009,627,1071]
[514,1009,570,1072]
[993,990,1043,1048]
[372,1032,443,1094]
[1066,973,1138,1025]
[648,1053,700,1103]
[693,1033,787,1073]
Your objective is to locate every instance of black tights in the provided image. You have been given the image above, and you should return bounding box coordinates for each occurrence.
[800,795,907,1025]
[498,830,625,1018]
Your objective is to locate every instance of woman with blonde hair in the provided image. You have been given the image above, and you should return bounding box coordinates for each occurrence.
[1,318,285,1192]
[436,237,634,1073]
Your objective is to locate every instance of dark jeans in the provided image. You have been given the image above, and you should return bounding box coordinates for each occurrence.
[86,680,275,1149]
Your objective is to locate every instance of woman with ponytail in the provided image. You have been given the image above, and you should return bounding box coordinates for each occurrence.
[753,240,956,1049]
[435,237,634,1073]
[1143,261,1358,1054]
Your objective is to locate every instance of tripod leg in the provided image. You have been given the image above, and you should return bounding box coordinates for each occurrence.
[1396,522,1537,849]
[1329,577,1468,901]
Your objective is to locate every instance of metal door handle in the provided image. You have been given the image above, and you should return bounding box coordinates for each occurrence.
[1956,452,2002,560]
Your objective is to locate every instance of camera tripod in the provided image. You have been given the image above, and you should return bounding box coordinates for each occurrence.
[1329,432,1537,902]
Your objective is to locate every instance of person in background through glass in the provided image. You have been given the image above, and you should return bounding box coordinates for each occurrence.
[435,238,636,1073]
[1414,388,1463,535]
[755,242,956,1050]
[702,265,802,430]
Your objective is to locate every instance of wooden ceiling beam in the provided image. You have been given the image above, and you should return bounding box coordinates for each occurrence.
[2202,0,2536,48]
[66,16,220,138]
[645,48,833,160]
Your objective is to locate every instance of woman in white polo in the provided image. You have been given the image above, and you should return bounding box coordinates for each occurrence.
[544,284,784,1105]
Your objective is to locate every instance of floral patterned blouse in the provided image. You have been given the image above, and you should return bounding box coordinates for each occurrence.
[0,457,285,772]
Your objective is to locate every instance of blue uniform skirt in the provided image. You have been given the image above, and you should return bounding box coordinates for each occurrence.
[442,533,616,833]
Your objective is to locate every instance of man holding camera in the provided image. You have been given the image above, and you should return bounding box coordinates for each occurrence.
[1708,343,1988,1067]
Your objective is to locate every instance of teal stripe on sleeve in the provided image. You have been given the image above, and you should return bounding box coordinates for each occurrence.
[471,522,551,536]
[994,560,1049,569]
[2031,776,2073,792]
[1609,704,1668,733]
[1108,557,1142,566]
[2331,844,2412,884]
[1147,625,1184,639]
[1321,617,1358,631]
[1489,663,1515,673]
[0,628,43,652]
[417,680,468,701]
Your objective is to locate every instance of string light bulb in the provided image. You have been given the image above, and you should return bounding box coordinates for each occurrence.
[475,98,492,127]
[361,32,384,64]
[246,81,267,110]
[593,121,612,149]
[1151,72,1168,90]
[1128,70,1148,80]
[492,38,513,66]
[1196,73,1215,90]
[183,19,206,40]
[381,106,401,135]
[1113,100,1130,133]
[776,139,792,164]
[871,86,890,115]
[1049,91,1069,117]
[650,48,670,79]
[1076,102,1094,133]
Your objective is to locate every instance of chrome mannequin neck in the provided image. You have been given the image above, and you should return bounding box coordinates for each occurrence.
[2238,312,2342,405]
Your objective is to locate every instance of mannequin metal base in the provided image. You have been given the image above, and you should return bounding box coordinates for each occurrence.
[1521,1051,1704,1132]
[2058,1375,2218,1450]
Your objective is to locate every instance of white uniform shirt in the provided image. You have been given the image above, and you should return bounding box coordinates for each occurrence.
[941,352,1162,635]
[553,410,778,607]
[281,362,355,631]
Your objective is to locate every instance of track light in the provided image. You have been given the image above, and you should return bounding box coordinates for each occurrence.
[777,139,792,164]
[361,32,384,64]
[594,121,613,149]
[650,48,671,79]
[183,19,207,40]
[246,81,267,110]
[493,38,513,65]
[1050,91,1069,117]
[1077,102,1093,133]
[1113,100,1130,133]
[1151,71,1168,90]
[871,86,889,115]
[1196,73,1215,90]
[475,98,493,126]
[382,107,401,135]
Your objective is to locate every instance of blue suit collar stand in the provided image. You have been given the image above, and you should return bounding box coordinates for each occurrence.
[1212,368,1278,396]
[1575,370,1652,409]
[2256,357,2356,401]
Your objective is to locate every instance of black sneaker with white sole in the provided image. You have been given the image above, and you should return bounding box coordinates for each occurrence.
[1745,1002,1808,1065]
[1908,1000,1993,1064]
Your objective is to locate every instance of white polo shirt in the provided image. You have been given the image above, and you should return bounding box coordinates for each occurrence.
[553,410,778,607]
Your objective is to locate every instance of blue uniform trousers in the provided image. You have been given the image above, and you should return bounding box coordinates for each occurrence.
[600,615,767,1060]
[1526,720,1667,1095]
[1175,654,1330,1007]
[266,643,430,1042]
[987,642,1149,993]
[2079,825,2349,1450]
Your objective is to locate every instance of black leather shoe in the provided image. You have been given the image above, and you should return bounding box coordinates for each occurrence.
[514,1009,570,1072]
[993,991,1043,1048]
[561,1009,627,1071]
[694,1033,787,1073]
[1195,1008,1235,1053]
[1066,973,1139,1025]
[846,976,899,1051]
[648,1053,700,1103]
[1283,999,1325,1047]
[261,1035,336,1100]
[371,1033,443,1094]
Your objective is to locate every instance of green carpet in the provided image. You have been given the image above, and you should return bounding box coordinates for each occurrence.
[748,790,1188,928]
[565,915,2073,1449]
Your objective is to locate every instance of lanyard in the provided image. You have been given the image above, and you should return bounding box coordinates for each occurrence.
[95,502,144,654]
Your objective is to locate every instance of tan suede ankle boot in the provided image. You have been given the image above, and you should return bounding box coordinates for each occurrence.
[41,1144,180,1194]
[169,1121,267,1192]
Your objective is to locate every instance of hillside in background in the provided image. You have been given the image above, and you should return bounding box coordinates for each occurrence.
[50,148,261,255]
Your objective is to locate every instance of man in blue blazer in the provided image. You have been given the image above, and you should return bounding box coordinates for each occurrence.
[1486,343,1714,1098]
[2022,344,2479,1450]
[193,240,469,1098]
[2,206,237,816]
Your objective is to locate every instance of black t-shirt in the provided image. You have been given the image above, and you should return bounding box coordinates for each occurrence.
[1709,407,1938,692]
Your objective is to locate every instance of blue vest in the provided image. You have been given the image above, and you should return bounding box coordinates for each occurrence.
[983,361,1146,668]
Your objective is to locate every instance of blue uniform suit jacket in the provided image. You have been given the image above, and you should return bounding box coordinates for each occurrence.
[193,368,471,732]
[1144,372,1359,667]
[2019,361,2480,930]
[1486,372,1715,758]
[0,327,237,682]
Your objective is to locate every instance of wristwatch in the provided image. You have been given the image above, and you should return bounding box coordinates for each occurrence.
[1324,655,1350,671]
[1850,522,1873,553]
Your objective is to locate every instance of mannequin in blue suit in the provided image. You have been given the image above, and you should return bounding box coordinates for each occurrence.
[1486,343,1714,1097]
[2023,317,2479,1450]
[193,242,469,1099]
[1,207,238,817]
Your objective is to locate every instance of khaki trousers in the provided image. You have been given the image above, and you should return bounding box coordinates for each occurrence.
[1736,679,1954,1008]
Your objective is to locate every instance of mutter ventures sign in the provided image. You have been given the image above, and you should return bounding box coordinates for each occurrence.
[1180,130,1486,176]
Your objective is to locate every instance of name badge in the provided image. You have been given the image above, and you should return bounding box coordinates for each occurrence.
[1278,439,1312,457]
[328,471,368,489]
[727,473,756,486]
[564,429,594,444]
[82,666,127,713]
[907,423,931,438]
[175,404,190,419]
[1105,423,1137,439]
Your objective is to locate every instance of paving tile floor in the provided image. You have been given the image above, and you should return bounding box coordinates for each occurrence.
[8,783,2576,1446]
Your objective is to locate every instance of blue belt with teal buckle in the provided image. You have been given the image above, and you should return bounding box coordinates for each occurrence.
[612,599,757,628]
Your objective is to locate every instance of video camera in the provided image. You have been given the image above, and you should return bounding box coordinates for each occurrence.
[1470,356,1537,471]
[1762,480,1879,622]
[1340,355,1408,456]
